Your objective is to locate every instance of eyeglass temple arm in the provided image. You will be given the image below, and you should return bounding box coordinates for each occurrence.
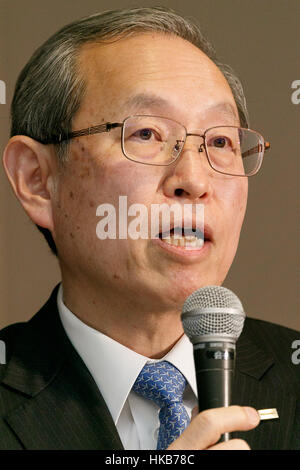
[42,122,122,144]
[242,141,270,159]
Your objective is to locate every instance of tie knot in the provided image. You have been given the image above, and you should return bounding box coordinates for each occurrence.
[132,361,187,409]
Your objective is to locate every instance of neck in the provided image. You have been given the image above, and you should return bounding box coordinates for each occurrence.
[61,277,185,359]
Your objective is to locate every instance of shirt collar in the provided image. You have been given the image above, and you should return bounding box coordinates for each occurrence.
[57,284,197,424]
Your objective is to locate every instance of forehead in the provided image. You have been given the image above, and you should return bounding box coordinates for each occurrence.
[76,33,238,124]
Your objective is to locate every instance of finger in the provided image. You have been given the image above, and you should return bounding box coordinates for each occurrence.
[209,438,251,450]
[168,406,260,450]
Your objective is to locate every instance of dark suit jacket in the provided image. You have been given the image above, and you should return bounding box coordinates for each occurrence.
[0,285,299,450]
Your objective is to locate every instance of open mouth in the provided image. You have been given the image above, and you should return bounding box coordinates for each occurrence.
[158,226,206,249]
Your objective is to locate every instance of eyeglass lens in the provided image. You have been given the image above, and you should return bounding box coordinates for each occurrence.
[122,116,264,175]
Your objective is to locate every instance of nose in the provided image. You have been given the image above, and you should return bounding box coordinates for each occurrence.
[163,134,212,201]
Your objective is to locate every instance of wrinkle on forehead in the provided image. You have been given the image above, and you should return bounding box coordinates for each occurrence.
[78,32,223,89]
[119,92,239,122]
[75,33,238,128]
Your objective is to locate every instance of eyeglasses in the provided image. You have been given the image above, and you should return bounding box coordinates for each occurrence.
[44,114,270,177]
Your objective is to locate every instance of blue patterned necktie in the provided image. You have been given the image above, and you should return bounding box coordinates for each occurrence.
[132,361,190,450]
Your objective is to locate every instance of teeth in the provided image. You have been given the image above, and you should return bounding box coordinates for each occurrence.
[161,234,204,249]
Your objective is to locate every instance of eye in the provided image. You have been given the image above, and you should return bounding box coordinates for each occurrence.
[212,136,230,148]
[133,128,160,141]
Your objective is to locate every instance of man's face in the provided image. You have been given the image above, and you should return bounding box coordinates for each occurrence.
[52,33,248,312]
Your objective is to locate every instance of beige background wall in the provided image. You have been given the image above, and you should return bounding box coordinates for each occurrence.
[0,0,299,330]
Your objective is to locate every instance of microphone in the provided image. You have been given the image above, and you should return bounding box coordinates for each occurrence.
[181,286,245,441]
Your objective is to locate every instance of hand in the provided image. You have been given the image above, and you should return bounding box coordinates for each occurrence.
[167,405,260,450]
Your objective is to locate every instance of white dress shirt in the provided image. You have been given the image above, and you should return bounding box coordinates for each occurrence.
[57,284,198,450]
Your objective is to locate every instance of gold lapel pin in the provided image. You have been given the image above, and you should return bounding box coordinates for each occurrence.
[258,408,279,420]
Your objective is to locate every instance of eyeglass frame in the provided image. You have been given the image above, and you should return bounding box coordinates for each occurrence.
[41,114,270,177]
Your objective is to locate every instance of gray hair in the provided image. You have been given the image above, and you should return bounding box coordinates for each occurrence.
[10,6,249,255]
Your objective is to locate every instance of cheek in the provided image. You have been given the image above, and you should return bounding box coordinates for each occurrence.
[53,142,159,252]
[72,138,150,200]
[52,146,100,248]
[222,179,248,239]
[235,180,248,219]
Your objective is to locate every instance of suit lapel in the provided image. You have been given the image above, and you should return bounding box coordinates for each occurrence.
[2,285,123,450]
[232,320,298,450]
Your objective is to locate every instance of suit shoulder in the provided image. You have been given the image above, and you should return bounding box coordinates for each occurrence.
[245,317,300,390]
[0,321,28,351]
[0,284,60,367]
[0,321,28,374]
[245,317,300,345]
[0,320,28,340]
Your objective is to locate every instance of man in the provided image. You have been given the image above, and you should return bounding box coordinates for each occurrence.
[0,7,299,450]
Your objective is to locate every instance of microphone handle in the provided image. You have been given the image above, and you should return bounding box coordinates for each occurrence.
[193,342,235,442]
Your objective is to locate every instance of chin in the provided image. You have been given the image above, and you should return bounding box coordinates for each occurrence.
[159,277,218,309]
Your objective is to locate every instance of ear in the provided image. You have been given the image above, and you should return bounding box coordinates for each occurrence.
[2,135,57,233]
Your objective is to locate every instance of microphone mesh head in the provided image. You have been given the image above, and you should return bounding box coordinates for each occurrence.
[181,286,245,342]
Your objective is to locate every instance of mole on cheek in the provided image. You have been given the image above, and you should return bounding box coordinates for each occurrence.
[70,191,74,199]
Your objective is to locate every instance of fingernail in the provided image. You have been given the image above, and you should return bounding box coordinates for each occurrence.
[244,407,260,425]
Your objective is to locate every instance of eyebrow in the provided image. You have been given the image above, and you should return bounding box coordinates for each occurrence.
[206,102,240,121]
[120,92,240,122]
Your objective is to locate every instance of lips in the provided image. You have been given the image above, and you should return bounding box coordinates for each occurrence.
[157,225,212,250]
[159,226,203,239]
[157,224,212,240]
